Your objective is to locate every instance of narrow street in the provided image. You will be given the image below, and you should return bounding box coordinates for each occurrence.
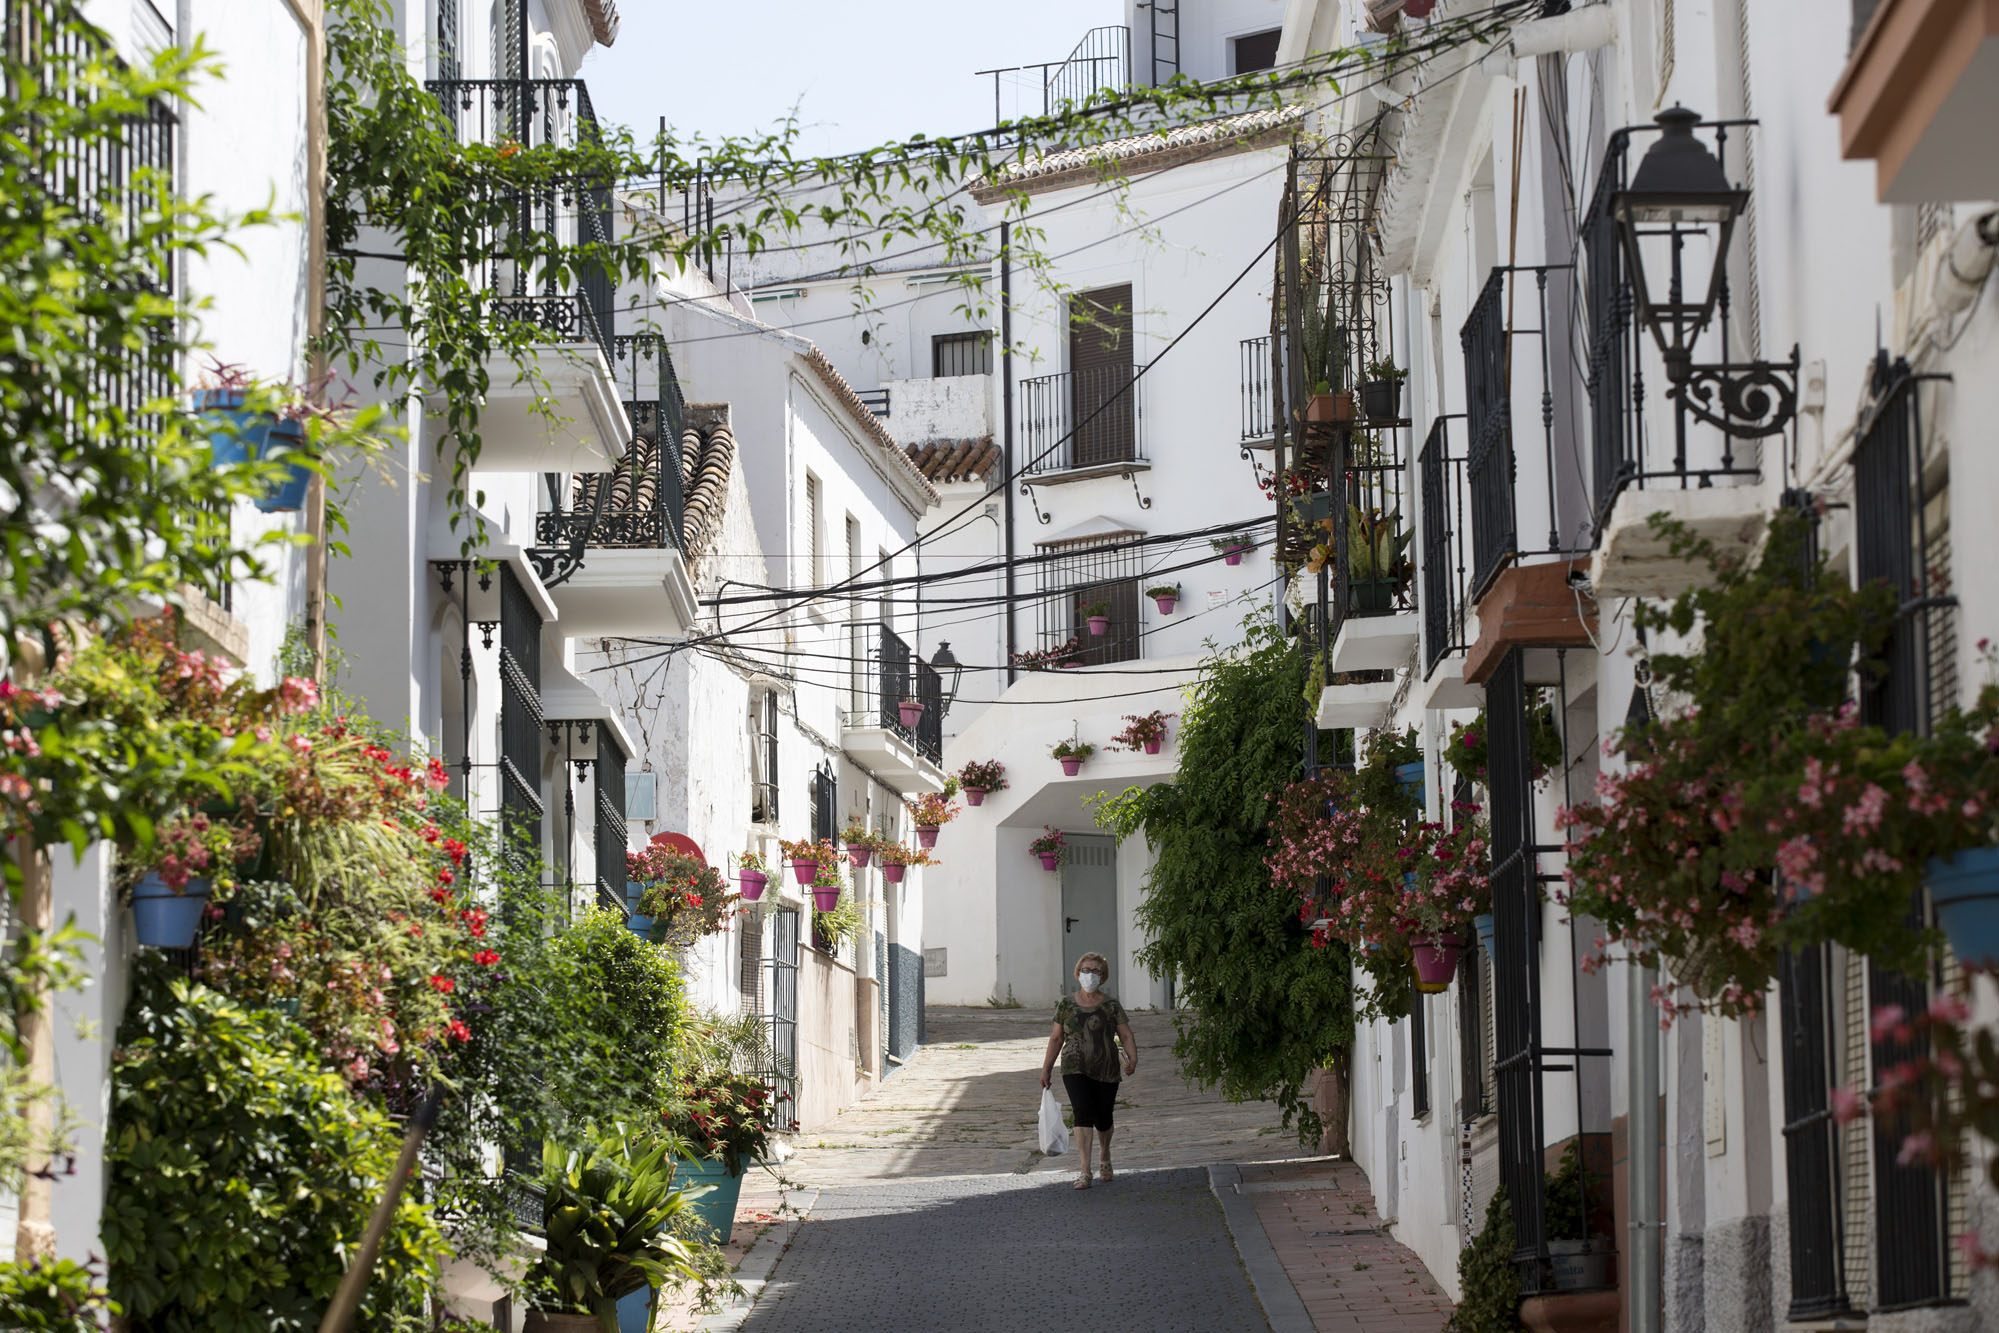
[706,1007,1453,1333]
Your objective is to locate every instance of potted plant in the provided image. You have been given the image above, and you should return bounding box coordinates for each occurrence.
[1346,506,1412,612]
[1077,599,1112,636]
[809,879,863,950]
[956,759,1007,806]
[1148,584,1181,615]
[1030,826,1066,872]
[1542,1142,1615,1291]
[1361,356,1405,422]
[525,1128,695,1332]
[1398,813,1490,993]
[1110,710,1173,755]
[1211,534,1252,567]
[193,363,322,516]
[736,849,770,902]
[662,1021,794,1246]
[1051,738,1095,776]
[896,698,925,729]
[1304,379,1338,423]
[627,845,734,947]
[779,837,836,887]
[1444,693,1565,786]
[126,812,262,949]
[907,791,959,848]
[876,841,931,883]
[839,819,877,868]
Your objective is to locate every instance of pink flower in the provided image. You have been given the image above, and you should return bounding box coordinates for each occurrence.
[1928,992,1970,1025]
[1955,1232,1997,1272]
[1829,1085,1866,1125]
[278,676,320,714]
[1870,1004,1907,1044]
[1896,1130,1935,1167]
[287,734,314,754]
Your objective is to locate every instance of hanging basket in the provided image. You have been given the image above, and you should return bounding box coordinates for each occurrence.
[1223,546,1247,567]
[1059,757,1083,776]
[882,862,907,884]
[916,825,940,849]
[1143,738,1162,755]
[848,845,873,869]
[1394,761,1425,801]
[1473,912,1496,958]
[130,874,210,949]
[1154,595,1176,615]
[1037,852,1060,872]
[897,701,925,728]
[738,870,768,902]
[1411,932,1464,993]
[1927,846,1999,968]
[810,885,840,912]
[965,787,986,807]
[790,859,818,886]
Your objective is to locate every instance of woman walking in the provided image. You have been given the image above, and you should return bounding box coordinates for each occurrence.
[1039,951,1137,1189]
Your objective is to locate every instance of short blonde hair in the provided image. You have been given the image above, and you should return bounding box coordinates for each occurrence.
[1074,952,1110,979]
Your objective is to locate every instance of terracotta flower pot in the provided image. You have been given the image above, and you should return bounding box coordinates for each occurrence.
[882,862,907,883]
[916,825,939,849]
[1305,392,1338,423]
[738,870,768,901]
[1038,852,1060,871]
[965,787,986,806]
[1333,390,1356,421]
[1059,757,1082,776]
[790,859,817,886]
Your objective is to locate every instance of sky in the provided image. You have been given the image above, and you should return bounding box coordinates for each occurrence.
[579,0,1124,160]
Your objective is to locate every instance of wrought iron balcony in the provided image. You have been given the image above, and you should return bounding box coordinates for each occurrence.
[425,76,617,364]
[1418,416,1471,677]
[1018,362,1147,476]
[1241,336,1274,444]
[856,624,943,766]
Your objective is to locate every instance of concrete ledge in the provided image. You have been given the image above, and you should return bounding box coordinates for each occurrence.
[1316,679,1397,729]
[1588,487,1768,601]
[1207,1162,1316,1333]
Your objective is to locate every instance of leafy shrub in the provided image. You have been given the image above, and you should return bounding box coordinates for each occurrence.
[529,1128,696,1326]
[104,981,441,1330]
[0,1258,119,1331]
[1447,1187,1523,1332]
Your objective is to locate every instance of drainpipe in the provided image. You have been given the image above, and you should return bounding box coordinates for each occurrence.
[1628,961,1662,1333]
[1000,220,1017,686]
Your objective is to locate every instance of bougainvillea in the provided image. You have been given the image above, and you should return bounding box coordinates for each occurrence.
[628,843,737,944]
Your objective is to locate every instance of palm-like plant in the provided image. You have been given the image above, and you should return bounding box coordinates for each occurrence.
[1346,506,1411,583]
[528,1127,698,1331]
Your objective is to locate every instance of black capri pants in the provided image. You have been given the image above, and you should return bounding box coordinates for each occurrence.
[1062,1073,1117,1133]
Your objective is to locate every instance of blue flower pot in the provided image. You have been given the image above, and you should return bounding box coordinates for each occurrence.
[1473,912,1495,958]
[626,882,655,939]
[254,418,312,513]
[1927,846,1999,968]
[615,1285,652,1333]
[1395,761,1425,801]
[674,1155,746,1243]
[131,873,210,949]
[195,389,312,513]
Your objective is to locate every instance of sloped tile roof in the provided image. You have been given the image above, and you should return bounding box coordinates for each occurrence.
[906,438,1000,484]
[584,0,619,45]
[972,105,1304,201]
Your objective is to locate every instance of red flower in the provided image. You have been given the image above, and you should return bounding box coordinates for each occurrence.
[429,887,453,905]
[448,1020,471,1042]
[428,974,456,994]
[474,949,499,966]
[688,894,703,908]
[437,867,455,885]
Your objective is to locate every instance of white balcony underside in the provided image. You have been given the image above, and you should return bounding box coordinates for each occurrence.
[430,343,630,474]
[841,725,947,795]
[1589,487,1768,601]
[1316,680,1397,730]
[545,548,698,638]
[1330,612,1420,674]
[1420,655,1484,711]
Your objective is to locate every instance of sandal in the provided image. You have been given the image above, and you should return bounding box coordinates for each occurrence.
[1099,1161,1113,1182]
[1073,1172,1093,1190]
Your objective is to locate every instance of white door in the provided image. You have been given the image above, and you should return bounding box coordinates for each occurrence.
[1058,835,1118,994]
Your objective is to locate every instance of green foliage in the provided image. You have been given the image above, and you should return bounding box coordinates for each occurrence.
[104,981,440,1331]
[663,1014,796,1175]
[1346,506,1411,583]
[1447,1188,1523,1333]
[1091,615,1353,1144]
[1542,1142,1589,1240]
[529,1128,697,1330]
[812,889,865,951]
[0,1257,119,1331]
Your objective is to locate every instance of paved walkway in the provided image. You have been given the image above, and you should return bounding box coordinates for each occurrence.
[671,1006,1454,1332]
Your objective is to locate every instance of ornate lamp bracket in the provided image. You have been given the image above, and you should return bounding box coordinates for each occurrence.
[1669,344,1800,440]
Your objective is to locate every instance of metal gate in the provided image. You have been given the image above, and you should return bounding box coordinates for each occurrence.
[763,906,799,1116]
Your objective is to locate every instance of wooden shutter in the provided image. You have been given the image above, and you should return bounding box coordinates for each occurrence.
[1069,285,1135,467]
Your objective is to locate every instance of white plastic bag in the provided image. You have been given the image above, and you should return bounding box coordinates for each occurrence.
[1038,1086,1071,1156]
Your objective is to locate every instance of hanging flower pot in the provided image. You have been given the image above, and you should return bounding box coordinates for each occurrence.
[965,787,987,807]
[195,389,314,514]
[1403,0,1435,16]
[1473,912,1496,958]
[790,859,818,886]
[897,700,925,728]
[738,870,768,902]
[1223,544,1248,567]
[1411,932,1463,993]
[1926,846,1999,967]
[1154,594,1177,615]
[916,825,940,849]
[1087,616,1109,636]
[1394,761,1425,801]
[1143,738,1162,755]
[625,881,657,938]
[847,844,873,869]
[810,885,840,912]
[130,873,211,950]
[1059,757,1082,776]
[882,862,907,884]
[1038,852,1060,872]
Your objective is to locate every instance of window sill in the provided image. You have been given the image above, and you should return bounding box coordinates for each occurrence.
[1022,459,1150,487]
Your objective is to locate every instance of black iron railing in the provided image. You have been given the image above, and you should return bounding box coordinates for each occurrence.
[1419,416,1471,675]
[498,564,545,857]
[1330,419,1414,629]
[974,25,1129,127]
[860,624,943,765]
[1779,944,1854,1321]
[426,76,617,364]
[1871,936,1949,1308]
[1459,265,1588,600]
[1019,363,1146,474]
[1241,336,1274,443]
[594,724,628,911]
[855,388,890,417]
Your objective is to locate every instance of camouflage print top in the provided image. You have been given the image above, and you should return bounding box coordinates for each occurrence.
[1054,995,1128,1082]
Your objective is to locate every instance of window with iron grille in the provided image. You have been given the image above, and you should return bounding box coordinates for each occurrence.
[435,0,460,80]
[751,692,779,824]
[1779,944,1854,1320]
[595,727,628,908]
[810,764,837,844]
[932,331,992,378]
[1411,990,1430,1120]
[1034,533,1144,666]
[498,564,545,860]
[761,907,800,1112]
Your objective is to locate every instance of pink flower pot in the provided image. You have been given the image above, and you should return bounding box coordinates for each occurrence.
[897,701,925,728]
[1411,935,1464,993]
[1037,852,1060,871]
[965,787,985,807]
[1144,738,1162,755]
[738,870,768,901]
[810,886,840,912]
[882,862,907,884]
[1059,758,1082,776]
[1154,596,1176,615]
[1223,547,1246,566]
[790,859,817,886]
[916,825,939,849]
[1087,616,1109,636]
[847,846,872,869]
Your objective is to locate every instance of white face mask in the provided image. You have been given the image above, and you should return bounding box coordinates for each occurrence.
[1078,971,1102,993]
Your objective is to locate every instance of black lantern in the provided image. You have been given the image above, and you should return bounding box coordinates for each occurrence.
[929,641,963,714]
[1612,107,1749,386]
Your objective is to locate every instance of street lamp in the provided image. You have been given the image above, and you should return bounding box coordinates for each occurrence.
[1610,106,1796,441]
[929,641,963,715]
[1611,106,1749,386]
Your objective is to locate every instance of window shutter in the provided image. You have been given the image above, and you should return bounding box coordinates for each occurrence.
[1068,285,1135,467]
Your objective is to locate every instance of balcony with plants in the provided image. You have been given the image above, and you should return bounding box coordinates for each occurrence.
[842,622,948,793]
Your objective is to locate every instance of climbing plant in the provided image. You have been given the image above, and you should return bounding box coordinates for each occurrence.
[1091,615,1353,1145]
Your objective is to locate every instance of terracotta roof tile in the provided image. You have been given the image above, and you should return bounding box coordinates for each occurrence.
[972,105,1303,201]
[906,438,1000,484]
